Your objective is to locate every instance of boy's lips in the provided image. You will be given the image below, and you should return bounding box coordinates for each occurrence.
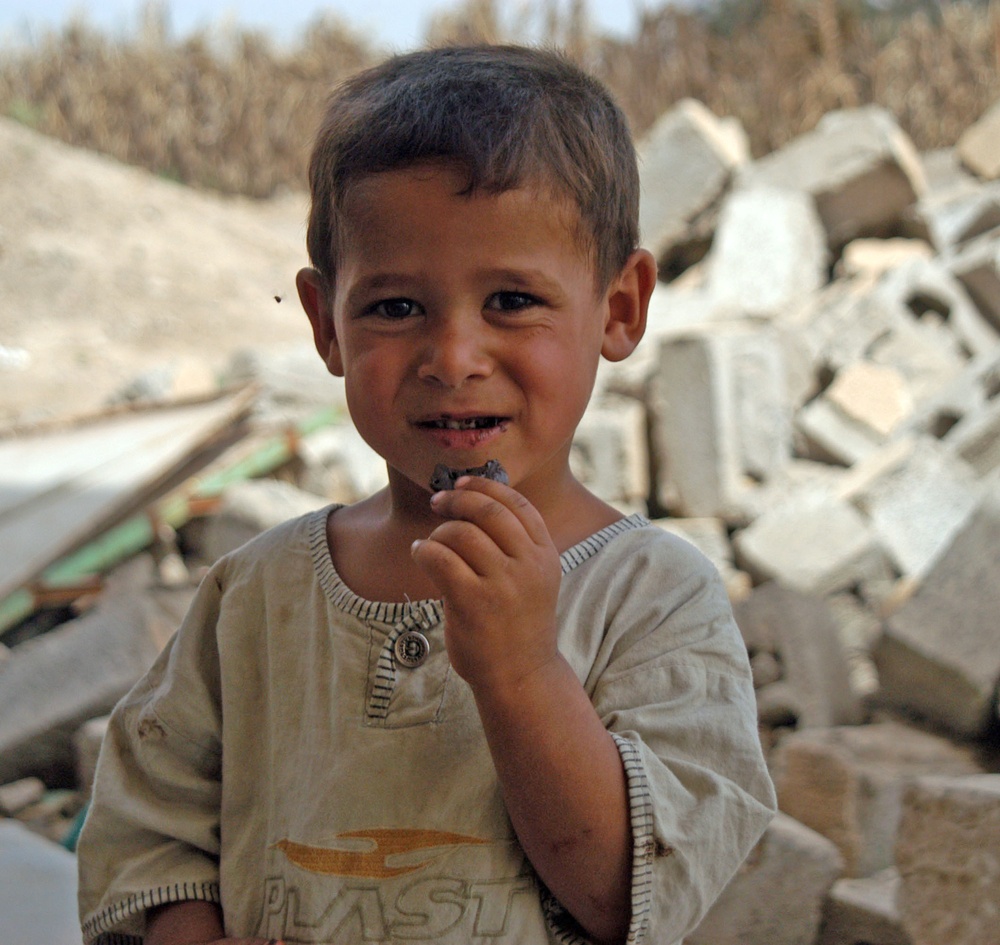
[413,413,509,450]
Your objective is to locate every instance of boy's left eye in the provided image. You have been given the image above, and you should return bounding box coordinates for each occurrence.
[485,291,541,313]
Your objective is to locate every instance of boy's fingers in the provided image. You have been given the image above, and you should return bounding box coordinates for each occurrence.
[411,528,481,588]
[433,476,552,551]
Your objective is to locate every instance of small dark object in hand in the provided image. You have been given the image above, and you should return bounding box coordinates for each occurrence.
[430,459,509,492]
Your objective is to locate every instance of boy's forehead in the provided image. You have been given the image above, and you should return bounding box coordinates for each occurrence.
[335,165,597,271]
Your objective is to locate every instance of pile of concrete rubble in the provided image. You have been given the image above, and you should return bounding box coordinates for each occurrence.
[2,98,1000,945]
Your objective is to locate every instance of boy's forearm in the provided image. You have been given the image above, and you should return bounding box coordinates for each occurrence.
[471,653,632,945]
[145,900,226,945]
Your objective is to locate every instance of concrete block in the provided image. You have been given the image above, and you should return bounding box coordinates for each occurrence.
[740,105,927,248]
[946,396,1000,478]
[778,272,893,376]
[838,237,932,278]
[818,868,911,945]
[839,436,982,579]
[571,396,648,506]
[0,819,80,945]
[0,556,190,786]
[865,317,967,403]
[950,232,1000,332]
[732,493,888,597]
[917,179,1000,253]
[896,775,1000,945]
[797,362,913,466]
[897,346,1000,443]
[638,98,746,274]
[650,323,792,517]
[957,97,1000,179]
[202,477,329,562]
[826,592,882,699]
[874,488,1000,738]
[872,255,999,359]
[706,185,828,317]
[685,812,844,945]
[733,582,862,729]
[771,722,981,878]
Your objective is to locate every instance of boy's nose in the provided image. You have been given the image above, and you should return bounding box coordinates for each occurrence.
[416,316,493,388]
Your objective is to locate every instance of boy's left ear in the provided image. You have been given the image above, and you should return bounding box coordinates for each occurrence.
[601,249,657,362]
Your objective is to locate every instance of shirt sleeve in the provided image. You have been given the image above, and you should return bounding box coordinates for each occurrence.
[545,531,777,945]
[77,562,227,945]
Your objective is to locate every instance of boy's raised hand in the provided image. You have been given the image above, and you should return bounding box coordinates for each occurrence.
[411,476,562,692]
[411,477,632,943]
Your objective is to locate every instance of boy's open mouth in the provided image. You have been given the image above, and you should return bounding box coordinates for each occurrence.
[418,416,507,431]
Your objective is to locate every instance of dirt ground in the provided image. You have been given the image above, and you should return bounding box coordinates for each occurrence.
[0,117,316,429]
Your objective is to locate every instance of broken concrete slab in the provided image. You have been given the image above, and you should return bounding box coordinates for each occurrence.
[650,323,791,517]
[797,361,914,466]
[638,98,747,277]
[0,819,81,945]
[871,255,999,359]
[777,271,893,377]
[825,592,882,699]
[739,105,927,248]
[733,582,862,729]
[838,436,983,579]
[0,386,255,603]
[949,232,1000,332]
[946,396,1000,478]
[818,868,911,945]
[732,493,888,597]
[917,178,1000,253]
[956,97,1000,180]
[771,722,982,878]
[825,360,911,439]
[706,185,828,317]
[0,555,190,785]
[874,487,1000,738]
[686,812,844,945]
[837,237,932,279]
[896,775,1000,945]
[897,345,1000,443]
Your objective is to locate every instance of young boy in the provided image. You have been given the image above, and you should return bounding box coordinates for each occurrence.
[78,45,775,945]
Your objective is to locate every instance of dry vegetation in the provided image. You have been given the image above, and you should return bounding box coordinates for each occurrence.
[1,0,999,198]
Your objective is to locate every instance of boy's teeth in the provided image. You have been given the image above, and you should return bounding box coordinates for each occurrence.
[433,417,495,430]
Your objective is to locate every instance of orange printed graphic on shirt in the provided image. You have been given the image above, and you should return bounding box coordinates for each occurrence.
[274,829,490,879]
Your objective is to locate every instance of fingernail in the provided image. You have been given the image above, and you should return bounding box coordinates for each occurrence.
[411,539,423,554]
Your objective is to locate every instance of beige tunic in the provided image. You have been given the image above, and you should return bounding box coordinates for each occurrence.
[78,509,775,945]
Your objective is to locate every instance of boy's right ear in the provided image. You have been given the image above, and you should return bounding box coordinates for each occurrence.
[297,267,345,378]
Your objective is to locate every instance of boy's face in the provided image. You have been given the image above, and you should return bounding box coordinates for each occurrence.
[299,163,650,511]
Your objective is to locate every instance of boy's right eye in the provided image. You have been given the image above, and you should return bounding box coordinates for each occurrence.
[365,298,421,320]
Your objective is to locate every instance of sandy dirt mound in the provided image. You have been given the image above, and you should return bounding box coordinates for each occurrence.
[0,117,316,427]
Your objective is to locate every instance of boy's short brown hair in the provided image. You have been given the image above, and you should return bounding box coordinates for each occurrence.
[305,44,640,291]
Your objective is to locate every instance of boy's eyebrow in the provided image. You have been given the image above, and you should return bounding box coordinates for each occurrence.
[342,267,570,305]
